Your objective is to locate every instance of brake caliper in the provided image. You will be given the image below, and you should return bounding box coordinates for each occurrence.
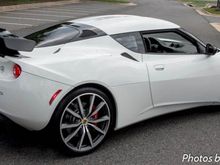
[91,105,98,126]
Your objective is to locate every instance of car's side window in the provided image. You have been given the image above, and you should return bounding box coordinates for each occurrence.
[112,32,145,54]
[142,31,199,54]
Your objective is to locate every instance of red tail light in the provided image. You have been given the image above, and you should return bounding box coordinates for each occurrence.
[13,64,22,78]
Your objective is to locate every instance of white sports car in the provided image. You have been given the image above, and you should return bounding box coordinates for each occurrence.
[0,15,219,155]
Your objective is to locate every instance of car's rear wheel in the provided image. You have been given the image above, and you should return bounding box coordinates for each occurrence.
[53,87,114,156]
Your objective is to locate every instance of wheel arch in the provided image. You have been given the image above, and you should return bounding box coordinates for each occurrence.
[49,82,118,130]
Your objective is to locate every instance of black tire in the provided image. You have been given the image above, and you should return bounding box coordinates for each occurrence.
[51,87,115,156]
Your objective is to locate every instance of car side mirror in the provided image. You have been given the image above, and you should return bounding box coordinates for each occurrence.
[206,43,217,55]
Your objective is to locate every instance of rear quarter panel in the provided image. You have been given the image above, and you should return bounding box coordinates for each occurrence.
[0,71,70,130]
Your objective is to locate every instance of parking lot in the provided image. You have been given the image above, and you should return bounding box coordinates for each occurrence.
[0,1,131,35]
[1,0,220,164]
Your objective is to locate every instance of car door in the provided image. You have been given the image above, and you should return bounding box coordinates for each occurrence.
[142,29,220,108]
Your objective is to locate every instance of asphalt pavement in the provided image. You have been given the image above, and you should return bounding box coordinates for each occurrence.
[1,0,220,165]
[0,1,132,36]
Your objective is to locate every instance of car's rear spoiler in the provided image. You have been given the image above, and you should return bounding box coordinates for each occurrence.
[0,28,36,57]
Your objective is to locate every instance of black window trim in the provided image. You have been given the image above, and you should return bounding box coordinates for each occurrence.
[111,32,146,54]
[140,28,206,55]
[70,22,107,41]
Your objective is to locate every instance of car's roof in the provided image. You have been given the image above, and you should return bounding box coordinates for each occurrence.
[70,15,180,35]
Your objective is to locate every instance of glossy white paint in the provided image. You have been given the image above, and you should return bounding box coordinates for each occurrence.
[72,15,180,35]
[0,15,219,131]
[144,54,220,107]
[0,63,70,130]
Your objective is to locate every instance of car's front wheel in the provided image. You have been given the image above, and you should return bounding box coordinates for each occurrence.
[52,87,114,156]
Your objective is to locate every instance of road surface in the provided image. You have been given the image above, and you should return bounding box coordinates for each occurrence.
[0,0,220,164]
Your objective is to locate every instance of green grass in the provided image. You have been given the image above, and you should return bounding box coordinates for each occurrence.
[92,0,129,3]
[181,0,216,7]
[204,7,220,14]
[0,0,69,6]
[180,0,220,15]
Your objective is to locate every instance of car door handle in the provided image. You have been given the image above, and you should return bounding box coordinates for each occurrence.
[154,64,165,71]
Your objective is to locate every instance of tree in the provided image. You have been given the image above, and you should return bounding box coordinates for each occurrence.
[218,0,220,8]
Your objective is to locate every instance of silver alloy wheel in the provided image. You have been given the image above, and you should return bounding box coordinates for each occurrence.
[60,93,111,152]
